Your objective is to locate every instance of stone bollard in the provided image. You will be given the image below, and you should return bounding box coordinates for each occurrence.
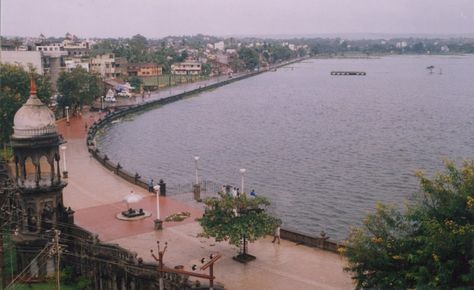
[159,179,166,196]
[66,207,75,224]
[134,173,141,184]
[154,219,163,230]
[193,184,201,201]
[320,231,329,249]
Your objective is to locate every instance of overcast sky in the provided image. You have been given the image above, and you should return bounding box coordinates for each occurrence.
[1,0,473,38]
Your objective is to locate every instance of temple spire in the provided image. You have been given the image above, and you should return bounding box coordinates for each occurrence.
[30,78,37,96]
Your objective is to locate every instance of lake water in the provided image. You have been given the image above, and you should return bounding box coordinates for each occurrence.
[97,55,474,241]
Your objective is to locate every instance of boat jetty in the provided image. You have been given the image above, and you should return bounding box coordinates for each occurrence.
[331,71,366,76]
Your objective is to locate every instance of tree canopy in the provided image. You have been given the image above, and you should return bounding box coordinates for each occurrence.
[238,48,260,70]
[343,160,474,289]
[56,67,103,111]
[199,193,280,259]
[0,63,51,143]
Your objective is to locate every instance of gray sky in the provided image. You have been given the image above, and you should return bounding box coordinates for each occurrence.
[1,0,473,38]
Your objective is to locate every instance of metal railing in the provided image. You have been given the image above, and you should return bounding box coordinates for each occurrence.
[166,179,222,196]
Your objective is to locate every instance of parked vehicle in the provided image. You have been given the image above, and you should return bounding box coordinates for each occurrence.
[104,95,116,102]
[117,91,132,98]
[104,89,116,102]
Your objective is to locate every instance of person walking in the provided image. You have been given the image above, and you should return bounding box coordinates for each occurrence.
[272,225,281,244]
[148,179,154,193]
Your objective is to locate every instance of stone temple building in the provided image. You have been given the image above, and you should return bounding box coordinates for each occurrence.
[11,79,71,277]
[6,81,190,289]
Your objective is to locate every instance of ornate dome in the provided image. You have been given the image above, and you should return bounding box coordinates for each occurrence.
[13,80,57,139]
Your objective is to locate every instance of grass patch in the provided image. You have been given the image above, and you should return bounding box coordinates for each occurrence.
[165,211,191,222]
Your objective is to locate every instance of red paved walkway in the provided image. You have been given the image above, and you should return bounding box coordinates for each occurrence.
[75,195,202,241]
[57,105,353,290]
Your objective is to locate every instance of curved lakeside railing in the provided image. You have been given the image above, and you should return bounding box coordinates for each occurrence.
[86,56,345,253]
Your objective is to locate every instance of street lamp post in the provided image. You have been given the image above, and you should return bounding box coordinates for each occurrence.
[60,145,68,178]
[65,106,70,126]
[240,168,246,195]
[193,156,201,201]
[154,185,162,230]
[194,156,200,185]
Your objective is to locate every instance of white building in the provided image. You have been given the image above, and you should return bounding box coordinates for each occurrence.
[214,41,225,51]
[396,41,408,49]
[171,62,202,75]
[36,44,63,52]
[0,51,44,74]
[440,45,450,53]
[65,58,90,72]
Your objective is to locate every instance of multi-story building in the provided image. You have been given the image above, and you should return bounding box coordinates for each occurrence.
[36,43,64,53]
[64,58,90,72]
[90,53,124,79]
[114,57,129,78]
[0,51,44,74]
[127,63,162,77]
[171,62,202,75]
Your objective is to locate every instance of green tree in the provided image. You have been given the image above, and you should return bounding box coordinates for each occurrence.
[198,194,280,262]
[271,45,292,62]
[0,64,51,144]
[57,67,103,112]
[343,160,474,289]
[127,76,142,93]
[238,47,260,70]
[201,63,212,76]
[128,34,150,63]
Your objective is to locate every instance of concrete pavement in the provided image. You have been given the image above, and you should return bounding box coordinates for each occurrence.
[59,95,354,289]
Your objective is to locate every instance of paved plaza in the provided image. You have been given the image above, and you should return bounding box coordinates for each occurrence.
[59,95,353,289]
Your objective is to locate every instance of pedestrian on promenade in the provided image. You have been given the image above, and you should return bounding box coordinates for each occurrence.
[272,225,281,244]
[148,179,154,193]
[250,189,256,197]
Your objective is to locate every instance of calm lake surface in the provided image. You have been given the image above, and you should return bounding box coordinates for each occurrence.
[98,55,474,240]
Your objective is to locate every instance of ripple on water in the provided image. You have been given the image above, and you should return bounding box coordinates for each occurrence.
[97,56,474,241]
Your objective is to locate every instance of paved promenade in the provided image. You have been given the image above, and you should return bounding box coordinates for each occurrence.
[59,84,353,289]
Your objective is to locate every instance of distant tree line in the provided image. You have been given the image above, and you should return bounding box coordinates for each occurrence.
[305,38,474,55]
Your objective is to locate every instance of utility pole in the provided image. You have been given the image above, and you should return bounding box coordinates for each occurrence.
[0,169,15,289]
[51,229,62,290]
[0,221,4,289]
[151,241,221,290]
[150,241,167,290]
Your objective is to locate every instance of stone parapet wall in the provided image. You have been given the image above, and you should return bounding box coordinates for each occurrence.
[62,223,198,289]
[280,228,345,253]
